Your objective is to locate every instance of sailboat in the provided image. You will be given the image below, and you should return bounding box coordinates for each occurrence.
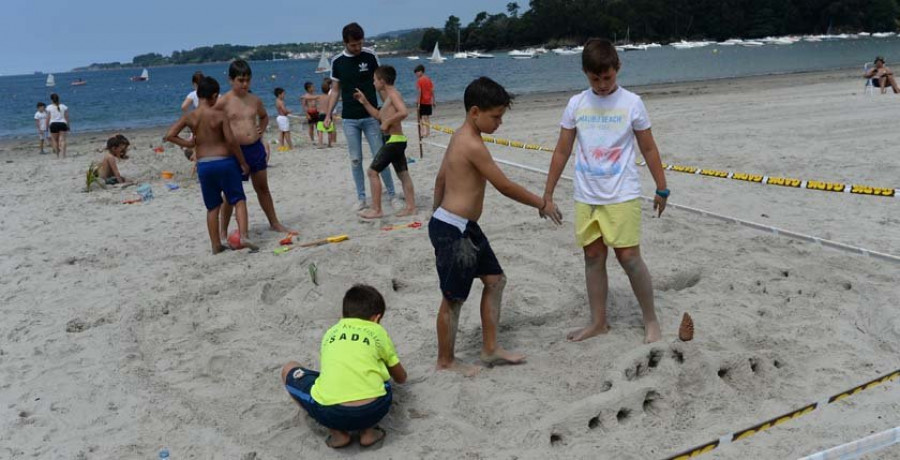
[315,47,331,74]
[453,28,468,59]
[430,42,446,63]
[45,74,55,87]
[131,68,149,82]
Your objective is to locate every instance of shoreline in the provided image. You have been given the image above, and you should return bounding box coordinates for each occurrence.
[0,66,863,145]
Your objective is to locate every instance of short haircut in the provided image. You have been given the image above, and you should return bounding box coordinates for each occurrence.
[115,133,130,146]
[582,38,620,74]
[342,22,364,43]
[342,284,386,319]
[374,66,396,85]
[464,76,514,112]
[304,81,314,91]
[274,87,285,97]
[322,77,332,93]
[37,102,46,108]
[875,56,886,64]
[414,64,425,73]
[229,59,252,79]
[191,71,204,85]
[197,76,220,99]
[106,136,122,150]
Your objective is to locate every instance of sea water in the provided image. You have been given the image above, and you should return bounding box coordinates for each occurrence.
[1,37,899,139]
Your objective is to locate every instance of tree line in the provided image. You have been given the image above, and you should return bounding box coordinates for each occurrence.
[420,0,900,51]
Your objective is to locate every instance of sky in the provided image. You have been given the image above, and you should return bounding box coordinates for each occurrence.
[1,0,514,75]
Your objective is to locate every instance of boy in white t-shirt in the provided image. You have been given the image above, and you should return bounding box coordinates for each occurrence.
[542,38,669,344]
[34,102,48,154]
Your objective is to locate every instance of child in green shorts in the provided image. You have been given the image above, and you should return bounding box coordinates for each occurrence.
[542,38,669,344]
[281,285,407,448]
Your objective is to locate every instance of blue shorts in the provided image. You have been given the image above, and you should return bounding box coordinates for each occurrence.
[197,157,246,211]
[284,367,392,432]
[428,216,503,302]
[240,139,267,179]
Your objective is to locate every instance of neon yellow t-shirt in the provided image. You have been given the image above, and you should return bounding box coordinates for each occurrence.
[311,318,400,406]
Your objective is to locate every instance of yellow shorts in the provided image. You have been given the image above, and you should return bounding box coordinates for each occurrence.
[574,199,641,248]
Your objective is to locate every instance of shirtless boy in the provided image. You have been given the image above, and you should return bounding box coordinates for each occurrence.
[165,76,257,254]
[216,59,295,237]
[353,66,416,219]
[300,81,319,143]
[96,134,131,184]
[274,87,293,150]
[429,77,562,375]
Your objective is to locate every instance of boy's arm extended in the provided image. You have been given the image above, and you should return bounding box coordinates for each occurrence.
[635,128,668,217]
[256,97,269,135]
[354,89,381,119]
[432,159,447,211]
[164,115,195,149]
[471,142,562,224]
[388,362,407,384]
[542,127,577,212]
[223,116,250,176]
[323,81,341,127]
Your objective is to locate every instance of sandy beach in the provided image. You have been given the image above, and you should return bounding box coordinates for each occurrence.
[1,68,899,459]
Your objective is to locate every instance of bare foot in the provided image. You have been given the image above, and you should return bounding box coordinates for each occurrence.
[567,323,610,342]
[480,348,526,367]
[359,208,383,219]
[436,359,481,377]
[239,237,259,252]
[359,427,386,448]
[644,320,662,344]
[395,207,417,218]
[270,223,298,235]
[326,429,352,449]
[212,244,228,255]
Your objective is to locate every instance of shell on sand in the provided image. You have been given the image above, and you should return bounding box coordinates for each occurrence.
[679,312,694,341]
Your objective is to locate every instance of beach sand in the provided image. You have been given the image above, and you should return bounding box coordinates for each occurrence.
[1,69,899,459]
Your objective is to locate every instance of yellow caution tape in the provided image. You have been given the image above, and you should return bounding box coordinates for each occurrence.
[663,369,900,460]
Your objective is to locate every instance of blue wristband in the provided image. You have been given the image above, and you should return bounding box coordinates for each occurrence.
[655,188,670,198]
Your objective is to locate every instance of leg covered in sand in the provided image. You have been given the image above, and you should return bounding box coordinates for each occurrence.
[478,274,525,366]
[569,239,611,341]
[436,298,480,376]
[616,246,661,343]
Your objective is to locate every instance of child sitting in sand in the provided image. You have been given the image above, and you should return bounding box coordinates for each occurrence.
[428,77,562,375]
[281,284,407,449]
[95,134,131,184]
[164,76,257,254]
[542,39,669,343]
[300,81,319,143]
[353,65,417,219]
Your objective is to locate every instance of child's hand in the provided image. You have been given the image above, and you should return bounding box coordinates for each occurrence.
[654,195,667,217]
[324,115,332,128]
[240,162,250,176]
[539,198,563,225]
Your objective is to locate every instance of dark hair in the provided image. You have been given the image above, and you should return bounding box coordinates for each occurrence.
[228,59,252,79]
[342,22,365,43]
[342,284,386,319]
[414,64,425,74]
[115,133,130,147]
[875,56,886,64]
[197,77,220,100]
[582,38,620,74]
[322,77,333,94]
[374,66,396,85]
[107,134,130,158]
[274,87,285,97]
[50,93,60,108]
[463,77,513,112]
[191,71,204,86]
[37,102,46,108]
[304,81,314,91]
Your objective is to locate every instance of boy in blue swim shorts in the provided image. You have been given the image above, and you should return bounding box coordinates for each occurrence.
[216,60,296,238]
[429,77,562,376]
[281,284,407,449]
[166,76,257,254]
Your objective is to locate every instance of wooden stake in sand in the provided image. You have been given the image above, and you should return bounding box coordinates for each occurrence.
[678,313,694,341]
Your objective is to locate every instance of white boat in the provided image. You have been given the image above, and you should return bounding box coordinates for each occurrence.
[717,38,744,46]
[622,44,648,51]
[873,32,896,38]
[534,47,549,54]
[552,48,578,55]
[671,41,698,49]
[406,56,420,60]
[315,47,331,74]
[453,52,469,59]
[468,51,494,59]
[646,43,662,48]
[429,42,446,63]
[739,40,765,47]
[131,68,149,82]
[509,49,537,59]
[45,74,55,87]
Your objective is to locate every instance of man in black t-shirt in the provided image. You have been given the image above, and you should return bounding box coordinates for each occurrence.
[324,22,396,210]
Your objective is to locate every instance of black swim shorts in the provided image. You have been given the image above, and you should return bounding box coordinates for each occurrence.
[370,136,408,174]
[428,216,503,302]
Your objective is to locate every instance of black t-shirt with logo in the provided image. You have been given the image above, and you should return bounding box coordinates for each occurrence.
[330,48,380,120]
